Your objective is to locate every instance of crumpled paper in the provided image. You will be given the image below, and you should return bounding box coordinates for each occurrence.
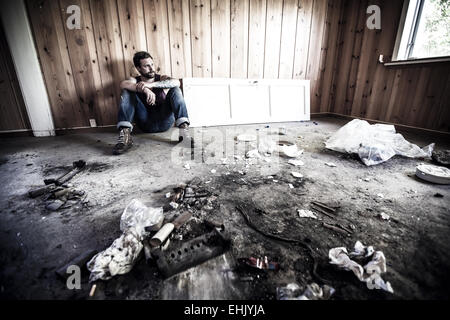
[277,282,335,300]
[86,199,164,282]
[329,241,394,293]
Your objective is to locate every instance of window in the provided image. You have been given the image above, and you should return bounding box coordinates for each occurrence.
[393,0,450,61]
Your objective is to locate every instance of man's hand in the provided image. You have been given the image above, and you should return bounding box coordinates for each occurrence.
[143,88,156,106]
[136,81,150,93]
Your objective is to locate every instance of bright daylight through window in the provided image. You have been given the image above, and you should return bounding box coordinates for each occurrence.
[395,0,450,61]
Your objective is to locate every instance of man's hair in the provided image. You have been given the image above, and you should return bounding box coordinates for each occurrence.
[133,51,153,68]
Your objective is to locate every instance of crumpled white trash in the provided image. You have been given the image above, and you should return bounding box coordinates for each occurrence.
[325,119,434,166]
[277,282,335,300]
[87,199,164,282]
[329,241,394,293]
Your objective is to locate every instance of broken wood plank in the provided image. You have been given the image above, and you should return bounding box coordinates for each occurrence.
[310,204,335,219]
[311,201,337,212]
[322,222,351,236]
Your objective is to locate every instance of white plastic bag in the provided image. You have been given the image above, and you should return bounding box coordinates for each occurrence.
[120,199,164,240]
[325,119,434,166]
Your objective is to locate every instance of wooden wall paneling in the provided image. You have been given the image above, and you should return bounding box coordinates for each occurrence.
[167,0,193,78]
[263,0,283,79]
[0,23,30,131]
[352,0,388,118]
[26,0,83,128]
[230,0,249,78]
[143,0,172,75]
[190,0,212,77]
[211,0,231,78]
[404,67,431,126]
[248,0,267,78]
[393,67,421,125]
[305,0,327,80]
[278,0,298,79]
[89,0,126,125]
[117,0,148,77]
[312,0,340,112]
[343,0,366,116]
[423,65,450,130]
[384,68,403,123]
[434,70,450,132]
[332,0,361,114]
[365,0,403,120]
[319,0,343,113]
[307,0,329,112]
[327,0,346,112]
[59,0,105,126]
[292,0,313,79]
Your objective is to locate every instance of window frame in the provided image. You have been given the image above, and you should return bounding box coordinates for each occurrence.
[389,0,450,66]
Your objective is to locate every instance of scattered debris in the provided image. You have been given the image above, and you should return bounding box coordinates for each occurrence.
[277,282,335,300]
[45,200,65,211]
[415,164,450,185]
[278,143,303,158]
[297,209,317,219]
[310,204,335,219]
[87,200,164,282]
[236,134,257,142]
[245,149,261,159]
[169,202,179,210]
[258,138,276,155]
[329,241,394,293]
[288,159,304,167]
[43,160,86,186]
[89,284,97,297]
[152,227,230,278]
[379,212,390,220]
[432,149,450,167]
[325,162,337,167]
[291,172,303,178]
[56,249,98,279]
[238,256,280,271]
[323,222,352,236]
[325,119,434,166]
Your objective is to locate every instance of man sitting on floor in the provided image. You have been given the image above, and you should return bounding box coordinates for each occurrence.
[113,51,191,155]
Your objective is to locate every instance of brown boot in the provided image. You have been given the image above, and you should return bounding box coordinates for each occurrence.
[113,127,133,155]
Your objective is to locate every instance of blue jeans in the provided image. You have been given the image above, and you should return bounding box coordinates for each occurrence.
[117,87,190,133]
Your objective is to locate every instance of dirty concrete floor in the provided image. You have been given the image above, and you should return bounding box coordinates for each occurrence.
[0,117,449,300]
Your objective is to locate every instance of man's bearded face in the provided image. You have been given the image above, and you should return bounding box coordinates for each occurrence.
[137,57,156,79]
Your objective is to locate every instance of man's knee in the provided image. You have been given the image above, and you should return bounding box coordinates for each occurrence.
[167,87,183,99]
[120,89,132,100]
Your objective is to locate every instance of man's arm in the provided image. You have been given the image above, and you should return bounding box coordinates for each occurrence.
[120,77,138,91]
[145,75,180,89]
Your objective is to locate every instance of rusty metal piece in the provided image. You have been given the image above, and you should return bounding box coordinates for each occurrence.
[151,228,230,278]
